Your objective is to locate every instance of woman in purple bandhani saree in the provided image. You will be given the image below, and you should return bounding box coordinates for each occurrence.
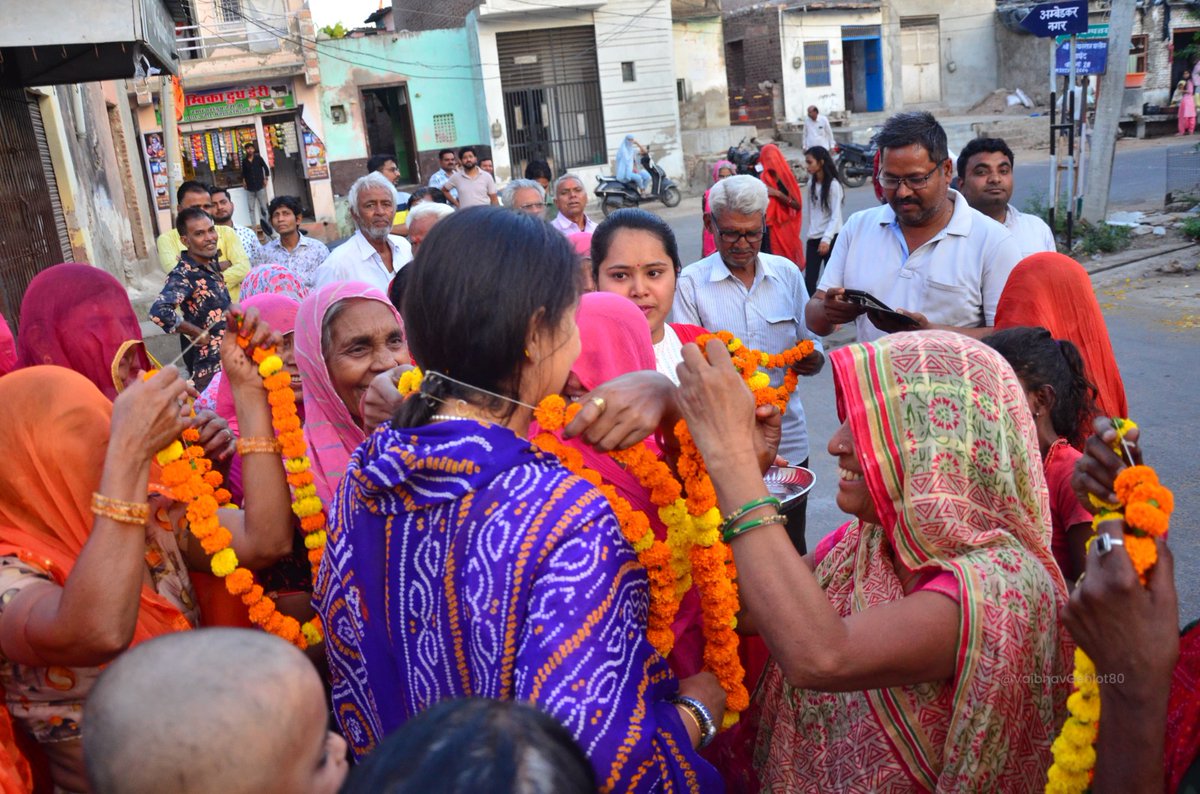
[316,207,723,792]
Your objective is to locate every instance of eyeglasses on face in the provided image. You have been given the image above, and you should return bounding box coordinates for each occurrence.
[716,227,765,244]
[877,163,943,191]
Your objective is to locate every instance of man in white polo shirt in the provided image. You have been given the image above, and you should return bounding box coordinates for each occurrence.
[806,111,1022,343]
[956,137,1056,258]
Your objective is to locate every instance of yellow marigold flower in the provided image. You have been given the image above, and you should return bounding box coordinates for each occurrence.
[727,337,743,351]
[155,440,184,467]
[292,497,323,518]
[748,371,771,390]
[397,368,424,395]
[285,456,311,474]
[1062,718,1098,747]
[631,530,655,554]
[1066,690,1100,723]
[1087,493,1120,512]
[292,484,317,501]
[301,621,323,647]
[257,355,284,378]
[304,530,327,550]
[722,712,740,729]
[210,547,239,578]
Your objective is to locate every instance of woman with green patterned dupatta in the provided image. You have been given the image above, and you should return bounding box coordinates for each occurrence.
[675,330,1073,792]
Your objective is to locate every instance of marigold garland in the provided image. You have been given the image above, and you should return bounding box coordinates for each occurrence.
[147,333,331,651]
[694,331,813,413]
[393,333,820,730]
[1046,418,1174,794]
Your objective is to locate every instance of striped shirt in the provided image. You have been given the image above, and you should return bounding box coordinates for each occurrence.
[673,251,824,462]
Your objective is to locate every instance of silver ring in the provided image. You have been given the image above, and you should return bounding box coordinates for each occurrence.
[1095,533,1125,556]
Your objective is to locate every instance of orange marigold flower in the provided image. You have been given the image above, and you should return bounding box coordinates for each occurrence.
[300,514,326,532]
[182,427,201,443]
[1125,501,1169,537]
[225,568,254,595]
[534,395,567,430]
[203,471,224,487]
[1124,534,1158,579]
[1114,465,1159,504]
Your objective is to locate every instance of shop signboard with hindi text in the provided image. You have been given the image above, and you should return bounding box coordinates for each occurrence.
[159,84,296,124]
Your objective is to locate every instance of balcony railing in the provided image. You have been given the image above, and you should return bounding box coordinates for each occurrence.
[175,19,285,59]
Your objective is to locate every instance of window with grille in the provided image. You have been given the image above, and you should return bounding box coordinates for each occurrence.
[497,26,606,172]
[432,113,457,145]
[804,41,831,87]
[216,0,242,23]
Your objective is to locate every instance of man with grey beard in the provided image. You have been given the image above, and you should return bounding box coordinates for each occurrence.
[313,172,413,292]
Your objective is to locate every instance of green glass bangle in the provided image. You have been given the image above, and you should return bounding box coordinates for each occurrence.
[722,512,787,544]
[720,496,782,534]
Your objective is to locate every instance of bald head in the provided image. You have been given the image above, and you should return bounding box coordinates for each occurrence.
[84,628,347,794]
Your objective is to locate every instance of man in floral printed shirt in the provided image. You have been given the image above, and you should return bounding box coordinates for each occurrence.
[149,207,231,390]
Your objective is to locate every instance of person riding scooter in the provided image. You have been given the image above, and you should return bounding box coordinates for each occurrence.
[616,135,651,195]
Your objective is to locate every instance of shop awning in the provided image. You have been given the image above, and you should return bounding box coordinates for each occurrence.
[0,0,180,87]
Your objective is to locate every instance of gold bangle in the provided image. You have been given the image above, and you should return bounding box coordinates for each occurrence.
[237,436,282,456]
[91,493,150,526]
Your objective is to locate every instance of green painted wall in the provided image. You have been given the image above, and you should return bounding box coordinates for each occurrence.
[316,28,487,161]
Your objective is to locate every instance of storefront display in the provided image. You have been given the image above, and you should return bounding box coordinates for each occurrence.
[181,125,257,189]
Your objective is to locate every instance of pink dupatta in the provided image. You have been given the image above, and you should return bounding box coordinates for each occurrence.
[569,292,705,678]
[295,282,404,504]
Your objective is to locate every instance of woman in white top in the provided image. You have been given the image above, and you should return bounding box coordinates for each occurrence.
[591,209,707,385]
[803,146,844,298]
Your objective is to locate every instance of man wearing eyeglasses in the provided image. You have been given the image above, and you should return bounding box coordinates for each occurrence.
[674,174,825,555]
[805,111,1022,343]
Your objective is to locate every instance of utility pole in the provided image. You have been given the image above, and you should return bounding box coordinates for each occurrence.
[162,76,180,215]
[1080,0,1136,222]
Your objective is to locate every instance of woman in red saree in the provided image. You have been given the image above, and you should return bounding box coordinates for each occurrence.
[675,330,1073,791]
[16,263,151,399]
[994,251,1128,435]
[757,144,804,270]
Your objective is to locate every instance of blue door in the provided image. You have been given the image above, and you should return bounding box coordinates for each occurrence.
[865,37,884,111]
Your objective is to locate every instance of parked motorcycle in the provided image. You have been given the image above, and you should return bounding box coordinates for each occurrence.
[595,151,681,216]
[833,141,876,188]
[726,137,761,175]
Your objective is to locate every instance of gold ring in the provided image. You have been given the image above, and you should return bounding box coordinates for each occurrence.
[590,396,607,413]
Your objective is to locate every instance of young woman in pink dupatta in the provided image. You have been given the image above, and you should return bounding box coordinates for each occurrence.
[294,282,407,504]
[561,292,705,678]
[675,330,1073,792]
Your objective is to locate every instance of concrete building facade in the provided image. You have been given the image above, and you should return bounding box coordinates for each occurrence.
[316,25,490,209]
[132,0,338,237]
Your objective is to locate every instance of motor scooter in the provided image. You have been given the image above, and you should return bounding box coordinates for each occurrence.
[833,141,876,188]
[595,151,681,216]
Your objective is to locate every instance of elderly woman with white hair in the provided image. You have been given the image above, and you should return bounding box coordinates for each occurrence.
[312,171,413,292]
[499,178,547,218]
[673,174,825,554]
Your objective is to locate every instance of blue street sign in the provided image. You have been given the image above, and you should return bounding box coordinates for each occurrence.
[1055,39,1108,75]
[1020,0,1089,37]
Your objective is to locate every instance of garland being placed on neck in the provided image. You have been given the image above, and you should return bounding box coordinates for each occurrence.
[397,334,814,729]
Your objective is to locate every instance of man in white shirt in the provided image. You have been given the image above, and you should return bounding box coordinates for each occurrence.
[549,174,597,235]
[956,137,1057,258]
[803,106,836,152]
[427,148,458,201]
[674,175,825,553]
[313,172,413,293]
[806,111,1022,343]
